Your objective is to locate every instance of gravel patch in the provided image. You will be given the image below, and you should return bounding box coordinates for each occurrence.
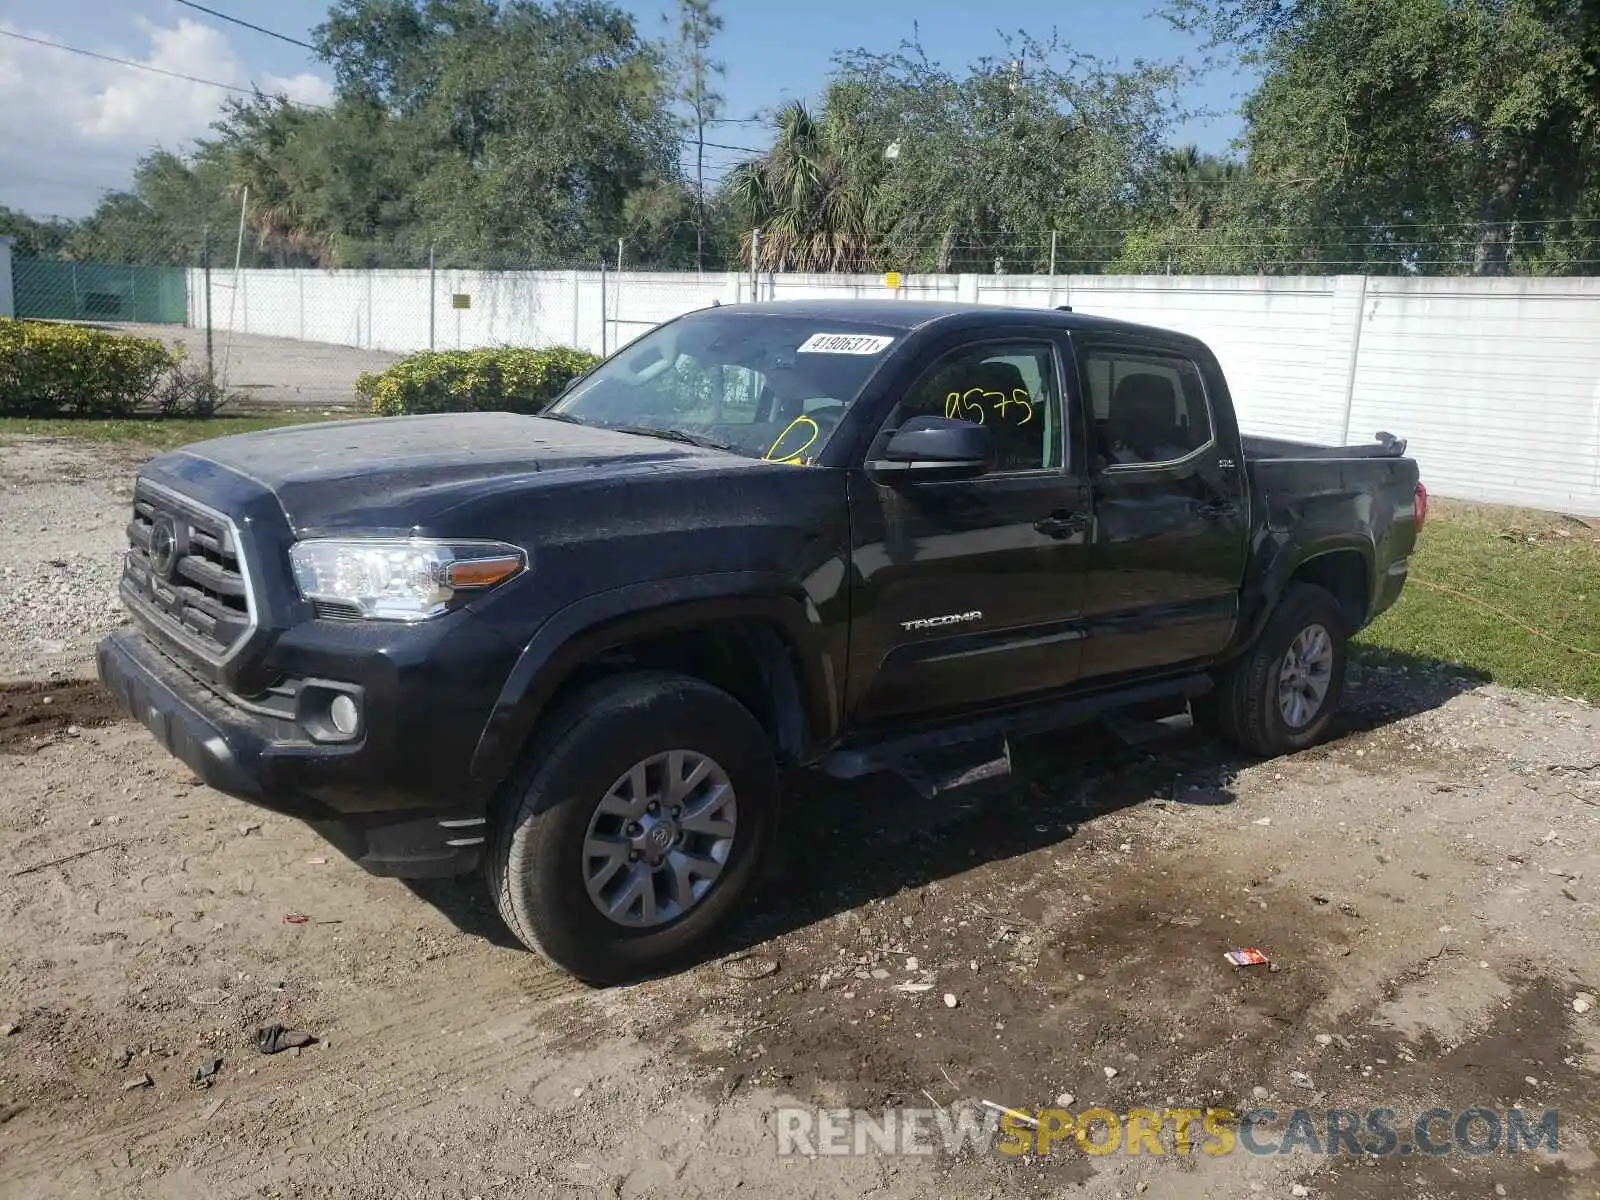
[0,439,136,681]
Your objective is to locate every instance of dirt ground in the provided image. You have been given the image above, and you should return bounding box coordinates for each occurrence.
[1,436,1598,1199]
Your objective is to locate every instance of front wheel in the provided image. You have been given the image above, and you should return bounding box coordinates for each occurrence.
[488,673,779,983]
[1194,582,1348,757]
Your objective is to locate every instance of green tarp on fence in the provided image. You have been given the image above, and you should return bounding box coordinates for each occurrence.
[13,259,188,325]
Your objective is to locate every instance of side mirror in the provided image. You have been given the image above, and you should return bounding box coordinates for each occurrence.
[867,416,995,482]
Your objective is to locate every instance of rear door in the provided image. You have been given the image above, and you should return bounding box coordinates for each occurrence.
[845,327,1092,724]
[1074,337,1250,679]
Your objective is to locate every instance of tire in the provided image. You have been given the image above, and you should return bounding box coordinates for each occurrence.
[487,672,779,983]
[1194,582,1348,757]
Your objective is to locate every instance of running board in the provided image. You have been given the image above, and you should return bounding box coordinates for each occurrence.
[892,736,1013,800]
[819,673,1211,780]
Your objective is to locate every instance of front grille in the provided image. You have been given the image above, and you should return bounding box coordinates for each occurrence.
[123,481,256,661]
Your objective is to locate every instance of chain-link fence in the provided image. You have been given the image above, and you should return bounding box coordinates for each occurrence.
[12,210,1600,417]
[6,219,744,412]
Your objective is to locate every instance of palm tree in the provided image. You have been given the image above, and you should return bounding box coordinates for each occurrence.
[1159,146,1248,229]
[214,98,336,266]
[725,101,880,272]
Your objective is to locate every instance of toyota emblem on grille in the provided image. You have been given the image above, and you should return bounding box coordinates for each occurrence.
[149,515,180,580]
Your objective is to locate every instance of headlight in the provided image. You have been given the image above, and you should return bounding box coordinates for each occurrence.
[289,538,527,621]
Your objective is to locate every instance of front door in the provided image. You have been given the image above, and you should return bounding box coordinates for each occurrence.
[846,333,1092,725]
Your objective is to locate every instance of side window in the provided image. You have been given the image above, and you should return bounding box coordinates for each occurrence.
[896,342,1062,472]
[1084,350,1214,468]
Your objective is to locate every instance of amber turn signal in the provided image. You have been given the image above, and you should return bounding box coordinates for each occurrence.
[445,555,525,589]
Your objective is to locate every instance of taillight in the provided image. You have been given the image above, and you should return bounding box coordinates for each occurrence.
[1414,482,1428,532]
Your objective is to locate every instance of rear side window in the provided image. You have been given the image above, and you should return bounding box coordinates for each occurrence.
[1083,350,1213,469]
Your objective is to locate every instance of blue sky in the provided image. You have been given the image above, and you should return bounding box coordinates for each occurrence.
[0,0,1255,216]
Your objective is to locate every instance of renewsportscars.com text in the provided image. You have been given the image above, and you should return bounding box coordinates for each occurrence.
[775,1105,1561,1158]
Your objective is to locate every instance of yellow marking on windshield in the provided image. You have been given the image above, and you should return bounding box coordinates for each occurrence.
[764,415,820,465]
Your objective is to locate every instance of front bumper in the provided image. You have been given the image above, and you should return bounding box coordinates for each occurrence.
[97,629,486,877]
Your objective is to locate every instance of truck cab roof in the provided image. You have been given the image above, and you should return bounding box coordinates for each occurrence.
[697,298,1198,347]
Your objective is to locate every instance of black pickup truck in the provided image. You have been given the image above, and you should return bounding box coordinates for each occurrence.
[98,300,1423,981]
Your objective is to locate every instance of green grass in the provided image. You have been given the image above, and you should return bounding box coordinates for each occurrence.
[0,410,360,451]
[1358,501,1600,701]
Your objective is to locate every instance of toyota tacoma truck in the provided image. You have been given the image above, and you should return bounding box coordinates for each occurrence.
[98,300,1423,982]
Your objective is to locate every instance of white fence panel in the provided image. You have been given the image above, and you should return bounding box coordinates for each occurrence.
[1349,278,1600,515]
[607,272,729,352]
[1043,276,1348,444]
[180,265,1600,514]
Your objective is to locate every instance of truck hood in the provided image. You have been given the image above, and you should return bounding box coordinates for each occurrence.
[165,411,733,533]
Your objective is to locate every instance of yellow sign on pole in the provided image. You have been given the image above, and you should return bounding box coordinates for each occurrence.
[884,271,902,290]
[452,294,472,309]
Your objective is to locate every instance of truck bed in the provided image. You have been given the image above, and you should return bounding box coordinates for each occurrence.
[1242,432,1409,461]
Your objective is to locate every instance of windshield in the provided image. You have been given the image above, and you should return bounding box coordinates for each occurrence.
[548,313,902,463]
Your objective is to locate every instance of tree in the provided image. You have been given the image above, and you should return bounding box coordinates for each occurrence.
[1110,146,1280,273]
[66,150,261,266]
[671,0,725,271]
[0,209,76,258]
[28,1,686,270]
[317,0,681,265]
[724,100,882,271]
[1172,0,1600,275]
[207,95,431,267]
[315,0,497,111]
[737,34,1187,274]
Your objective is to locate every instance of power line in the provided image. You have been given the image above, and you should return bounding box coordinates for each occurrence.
[0,28,329,107]
[0,166,118,192]
[680,137,765,155]
[171,0,318,53]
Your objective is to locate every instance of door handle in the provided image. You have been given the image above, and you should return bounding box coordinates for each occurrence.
[1034,509,1091,538]
[1196,501,1239,521]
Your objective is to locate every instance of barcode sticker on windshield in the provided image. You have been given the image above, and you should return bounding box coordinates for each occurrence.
[797,333,895,355]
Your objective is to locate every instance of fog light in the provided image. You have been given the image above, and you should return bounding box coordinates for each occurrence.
[328,694,360,736]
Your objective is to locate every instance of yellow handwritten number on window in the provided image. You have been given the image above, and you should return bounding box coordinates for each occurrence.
[993,389,1035,424]
[946,388,1034,425]
[944,390,988,424]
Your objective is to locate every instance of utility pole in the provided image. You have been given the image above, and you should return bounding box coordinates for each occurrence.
[202,224,213,391]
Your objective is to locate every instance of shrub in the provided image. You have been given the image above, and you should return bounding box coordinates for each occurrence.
[357,346,601,417]
[155,359,229,418]
[0,319,181,416]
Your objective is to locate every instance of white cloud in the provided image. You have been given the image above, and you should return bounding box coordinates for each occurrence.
[263,72,336,110]
[0,17,333,217]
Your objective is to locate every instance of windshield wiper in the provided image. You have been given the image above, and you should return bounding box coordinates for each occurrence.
[608,424,741,453]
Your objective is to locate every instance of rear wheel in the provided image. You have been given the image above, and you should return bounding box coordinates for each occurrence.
[1194,582,1347,757]
[488,673,778,983]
